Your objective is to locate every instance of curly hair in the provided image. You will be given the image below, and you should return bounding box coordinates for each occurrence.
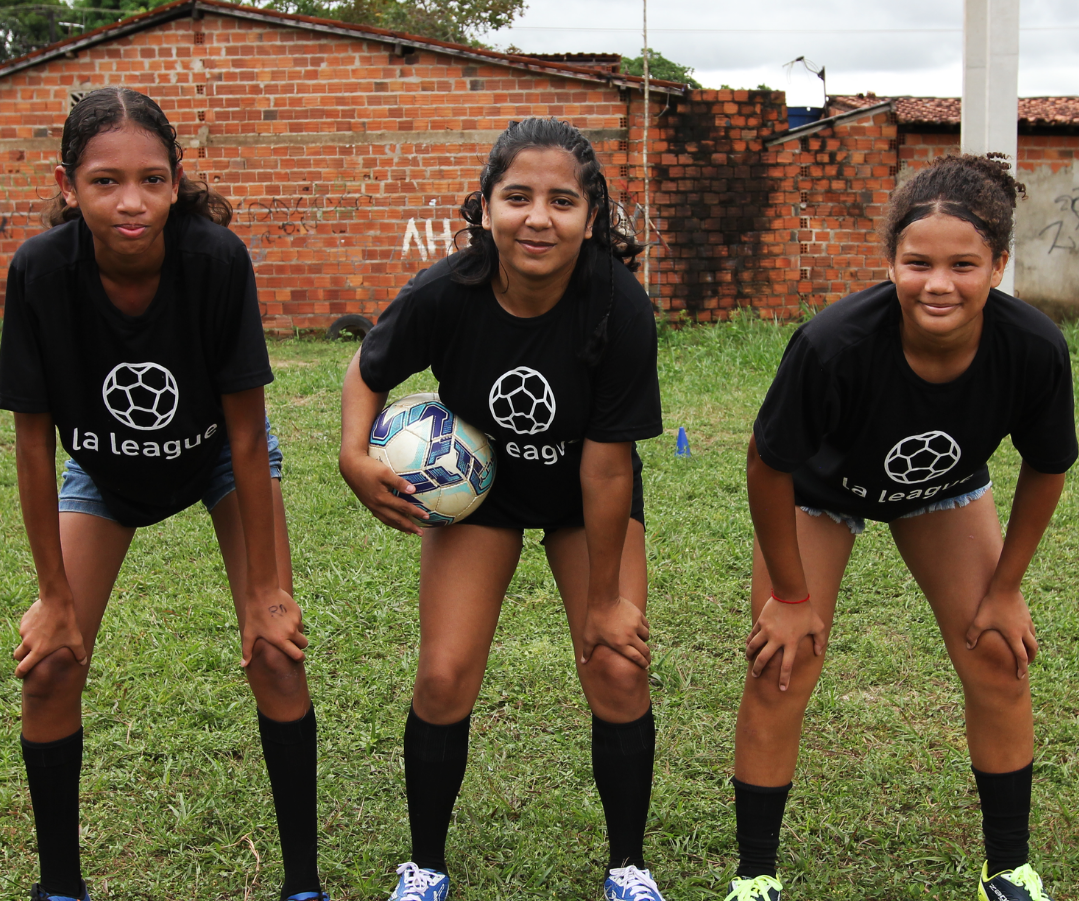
[41,87,232,228]
[880,152,1025,262]
[453,117,644,367]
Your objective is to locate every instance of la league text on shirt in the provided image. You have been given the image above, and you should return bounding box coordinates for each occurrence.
[841,472,976,505]
[72,422,219,460]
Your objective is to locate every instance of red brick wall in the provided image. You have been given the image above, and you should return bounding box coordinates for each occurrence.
[645,89,798,321]
[1015,133,1079,174]
[897,131,959,172]
[898,130,1079,175]
[2,14,1075,328]
[768,108,897,307]
[0,11,634,330]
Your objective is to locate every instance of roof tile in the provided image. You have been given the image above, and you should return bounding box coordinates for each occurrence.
[829,93,1079,126]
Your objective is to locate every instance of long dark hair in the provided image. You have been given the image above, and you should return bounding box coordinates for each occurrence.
[453,118,644,366]
[880,152,1024,262]
[42,87,232,228]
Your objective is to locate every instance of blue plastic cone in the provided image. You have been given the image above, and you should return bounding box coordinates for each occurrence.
[676,426,692,457]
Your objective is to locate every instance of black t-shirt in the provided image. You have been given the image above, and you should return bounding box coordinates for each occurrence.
[359,254,663,529]
[754,282,1077,522]
[0,213,273,527]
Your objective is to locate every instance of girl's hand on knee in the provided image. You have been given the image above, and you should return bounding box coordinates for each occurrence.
[580,596,651,669]
[746,597,827,692]
[241,588,309,668]
[13,596,89,679]
[341,453,427,536]
[965,587,1038,679]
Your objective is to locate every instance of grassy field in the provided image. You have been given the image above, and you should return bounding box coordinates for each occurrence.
[1,318,1077,901]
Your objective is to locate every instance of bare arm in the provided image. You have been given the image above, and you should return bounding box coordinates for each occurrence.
[12,411,88,677]
[965,461,1066,677]
[577,438,651,668]
[339,346,427,535]
[745,433,827,690]
[221,387,308,666]
[747,433,809,602]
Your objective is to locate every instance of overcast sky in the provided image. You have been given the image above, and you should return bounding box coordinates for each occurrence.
[479,0,1079,105]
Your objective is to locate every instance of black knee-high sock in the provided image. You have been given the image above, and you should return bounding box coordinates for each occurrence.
[592,707,655,871]
[973,762,1033,875]
[733,777,791,879]
[257,706,321,901]
[404,705,470,875]
[22,728,84,898]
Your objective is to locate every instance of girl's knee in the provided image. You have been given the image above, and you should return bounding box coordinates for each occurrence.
[246,640,305,685]
[22,648,86,702]
[961,631,1030,700]
[581,646,649,700]
[413,662,480,717]
[744,638,824,707]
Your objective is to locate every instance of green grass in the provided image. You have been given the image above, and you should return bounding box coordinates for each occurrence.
[1,318,1077,900]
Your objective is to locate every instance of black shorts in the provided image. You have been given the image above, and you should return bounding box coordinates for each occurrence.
[462,453,645,543]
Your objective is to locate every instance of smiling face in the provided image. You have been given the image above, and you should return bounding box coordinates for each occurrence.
[481,146,596,292]
[887,211,1008,343]
[54,123,180,266]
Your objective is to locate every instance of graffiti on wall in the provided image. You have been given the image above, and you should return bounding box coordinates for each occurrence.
[402,218,454,260]
[234,191,366,241]
[1014,168,1079,306]
[1037,188,1079,255]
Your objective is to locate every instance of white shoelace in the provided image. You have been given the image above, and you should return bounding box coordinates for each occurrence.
[394,862,447,901]
[607,866,664,901]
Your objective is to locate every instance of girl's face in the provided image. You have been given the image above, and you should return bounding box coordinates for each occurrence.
[482,147,597,287]
[888,211,1007,341]
[54,123,180,263]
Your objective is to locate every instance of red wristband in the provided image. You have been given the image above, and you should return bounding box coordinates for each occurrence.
[770,589,810,605]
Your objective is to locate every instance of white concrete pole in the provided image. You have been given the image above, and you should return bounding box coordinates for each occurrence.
[962,0,1019,293]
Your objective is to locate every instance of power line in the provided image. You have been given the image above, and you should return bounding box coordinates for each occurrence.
[504,25,1077,34]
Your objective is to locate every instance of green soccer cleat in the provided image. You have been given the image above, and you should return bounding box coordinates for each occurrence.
[979,862,1054,901]
[724,875,782,901]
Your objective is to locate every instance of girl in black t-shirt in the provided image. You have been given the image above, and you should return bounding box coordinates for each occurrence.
[0,89,325,901]
[728,156,1075,901]
[339,119,665,901]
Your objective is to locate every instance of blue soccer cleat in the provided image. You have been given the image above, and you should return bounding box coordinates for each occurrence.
[30,884,89,901]
[979,862,1054,901]
[604,866,665,901]
[286,894,330,901]
[724,875,782,901]
[388,862,449,901]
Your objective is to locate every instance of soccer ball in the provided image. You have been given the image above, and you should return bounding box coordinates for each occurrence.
[488,366,556,435]
[102,362,179,431]
[369,392,496,526]
[884,430,961,484]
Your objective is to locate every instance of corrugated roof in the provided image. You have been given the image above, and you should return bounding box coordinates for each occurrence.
[0,0,684,93]
[829,93,1079,126]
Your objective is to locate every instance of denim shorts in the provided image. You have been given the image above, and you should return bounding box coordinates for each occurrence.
[799,483,993,536]
[58,419,283,524]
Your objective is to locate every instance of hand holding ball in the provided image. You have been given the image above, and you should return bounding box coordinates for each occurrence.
[369,393,496,526]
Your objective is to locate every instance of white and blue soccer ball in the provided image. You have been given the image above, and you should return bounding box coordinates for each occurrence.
[369,392,496,526]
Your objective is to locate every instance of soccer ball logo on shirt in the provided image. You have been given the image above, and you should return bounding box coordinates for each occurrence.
[488,367,556,435]
[102,362,179,431]
[884,430,961,484]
